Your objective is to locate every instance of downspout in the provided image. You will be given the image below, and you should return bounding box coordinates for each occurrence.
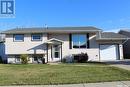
[99,31,101,39]
[97,30,102,62]
[122,38,129,45]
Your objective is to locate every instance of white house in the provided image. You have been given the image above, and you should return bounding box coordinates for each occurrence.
[2,27,127,63]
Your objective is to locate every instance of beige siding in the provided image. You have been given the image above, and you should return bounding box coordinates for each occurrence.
[6,32,124,63]
[6,34,48,63]
[5,34,47,54]
[48,33,99,61]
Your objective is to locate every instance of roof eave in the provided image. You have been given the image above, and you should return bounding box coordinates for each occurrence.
[96,38,127,41]
[2,30,101,34]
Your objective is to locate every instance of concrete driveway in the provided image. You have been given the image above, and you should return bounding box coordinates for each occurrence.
[102,59,130,70]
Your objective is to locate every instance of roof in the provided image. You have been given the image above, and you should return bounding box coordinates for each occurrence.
[96,32,128,40]
[2,27,101,34]
[44,38,64,44]
[119,29,130,37]
[119,29,130,32]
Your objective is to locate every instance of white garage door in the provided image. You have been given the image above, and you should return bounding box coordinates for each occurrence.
[100,45,119,60]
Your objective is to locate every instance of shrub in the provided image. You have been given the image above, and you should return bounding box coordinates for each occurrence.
[74,53,88,63]
[20,54,28,64]
[0,56,3,64]
[41,58,45,64]
[62,58,67,63]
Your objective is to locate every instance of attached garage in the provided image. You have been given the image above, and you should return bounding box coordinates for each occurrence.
[100,45,119,61]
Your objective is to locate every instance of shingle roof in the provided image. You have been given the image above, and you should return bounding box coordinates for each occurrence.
[119,29,130,37]
[119,29,130,32]
[2,27,101,34]
[96,32,128,40]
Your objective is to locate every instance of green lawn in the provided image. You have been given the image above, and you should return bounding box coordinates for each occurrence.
[0,63,130,85]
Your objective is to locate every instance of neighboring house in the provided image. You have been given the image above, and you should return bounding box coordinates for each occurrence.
[119,30,130,59]
[2,27,127,64]
[0,33,6,62]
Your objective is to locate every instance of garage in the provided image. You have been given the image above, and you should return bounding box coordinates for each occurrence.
[100,45,119,61]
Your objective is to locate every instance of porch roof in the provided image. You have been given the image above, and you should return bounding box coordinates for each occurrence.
[44,38,63,44]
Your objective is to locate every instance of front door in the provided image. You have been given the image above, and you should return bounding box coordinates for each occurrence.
[52,45,61,62]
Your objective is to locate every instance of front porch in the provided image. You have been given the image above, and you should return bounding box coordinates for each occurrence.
[45,38,64,63]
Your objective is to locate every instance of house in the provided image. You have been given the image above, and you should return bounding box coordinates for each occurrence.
[2,27,127,63]
[119,29,130,59]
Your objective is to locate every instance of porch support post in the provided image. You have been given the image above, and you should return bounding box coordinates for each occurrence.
[61,42,62,62]
[46,43,48,63]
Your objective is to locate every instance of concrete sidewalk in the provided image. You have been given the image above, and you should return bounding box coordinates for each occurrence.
[1,81,130,87]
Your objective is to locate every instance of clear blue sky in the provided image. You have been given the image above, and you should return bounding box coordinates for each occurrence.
[0,0,130,32]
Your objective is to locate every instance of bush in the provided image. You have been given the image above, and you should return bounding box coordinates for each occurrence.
[0,56,3,64]
[20,54,28,64]
[41,58,45,64]
[74,53,88,63]
[62,58,67,63]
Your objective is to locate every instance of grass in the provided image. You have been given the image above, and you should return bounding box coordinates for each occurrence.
[0,63,130,85]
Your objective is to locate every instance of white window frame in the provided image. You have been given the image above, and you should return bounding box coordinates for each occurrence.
[52,45,60,58]
[15,55,21,62]
[31,34,42,41]
[72,34,87,49]
[13,34,24,42]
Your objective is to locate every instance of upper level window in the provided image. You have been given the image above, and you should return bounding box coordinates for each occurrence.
[72,34,87,48]
[31,34,42,41]
[14,34,24,42]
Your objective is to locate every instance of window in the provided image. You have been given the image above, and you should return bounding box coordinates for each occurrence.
[53,45,60,58]
[33,55,43,61]
[34,56,38,61]
[16,58,20,62]
[31,34,42,41]
[54,52,59,58]
[72,34,87,48]
[15,55,20,62]
[14,34,24,42]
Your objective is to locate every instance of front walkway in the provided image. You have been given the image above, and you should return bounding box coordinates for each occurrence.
[103,59,130,71]
[1,81,130,87]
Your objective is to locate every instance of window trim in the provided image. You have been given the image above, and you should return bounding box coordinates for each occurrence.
[72,34,88,49]
[53,45,60,58]
[31,34,42,41]
[15,55,21,62]
[32,54,43,62]
[13,34,24,42]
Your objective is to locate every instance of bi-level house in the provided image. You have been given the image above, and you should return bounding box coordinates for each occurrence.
[2,27,127,63]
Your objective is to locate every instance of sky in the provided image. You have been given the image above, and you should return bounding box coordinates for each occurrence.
[0,0,130,32]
